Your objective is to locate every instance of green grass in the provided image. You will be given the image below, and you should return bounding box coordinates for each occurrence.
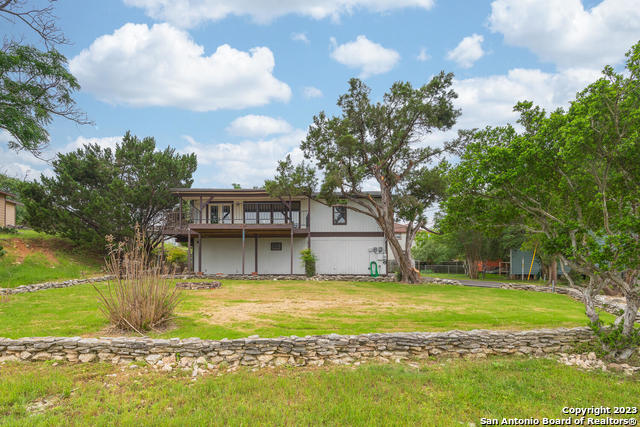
[0,280,612,339]
[0,357,637,425]
[0,230,102,288]
[421,272,548,285]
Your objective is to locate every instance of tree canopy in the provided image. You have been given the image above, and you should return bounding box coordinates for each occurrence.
[20,132,197,251]
[447,41,640,353]
[1,0,88,156]
[300,75,459,283]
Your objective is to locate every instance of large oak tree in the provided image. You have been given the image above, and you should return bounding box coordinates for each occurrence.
[301,76,459,283]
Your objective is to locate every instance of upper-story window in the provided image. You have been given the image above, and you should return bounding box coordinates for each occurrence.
[332,206,347,225]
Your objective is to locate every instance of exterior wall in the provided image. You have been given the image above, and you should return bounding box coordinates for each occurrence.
[193,237,306,275]
[0,195,5,227]
[5,202,15,226]
[309,199,380,233]
[312,236,386,275]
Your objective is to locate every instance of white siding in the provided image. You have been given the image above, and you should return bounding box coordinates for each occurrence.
[193,237,306,274]
[309,199,380,233]
[312,236,386,275]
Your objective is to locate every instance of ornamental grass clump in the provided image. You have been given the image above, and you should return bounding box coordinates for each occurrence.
[95,229,181,333]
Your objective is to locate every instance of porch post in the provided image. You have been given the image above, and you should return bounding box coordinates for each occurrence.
[187,228,191,273]
[307,197,311,249]
[198,233,202,273]
[199,195,203,224]
[290,225,294,274]
[254,235,258,273]
[242,226,245,275]
[179,196,182,227]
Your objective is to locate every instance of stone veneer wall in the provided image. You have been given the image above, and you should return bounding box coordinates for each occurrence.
[0,328,594,367]
[0,276,114,295]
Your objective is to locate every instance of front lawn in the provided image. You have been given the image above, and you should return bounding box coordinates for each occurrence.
[0,357,637,425]
[0,280,610,339]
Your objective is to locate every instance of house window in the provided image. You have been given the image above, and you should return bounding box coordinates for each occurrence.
[332,206,347,225]
[270,242,282,251]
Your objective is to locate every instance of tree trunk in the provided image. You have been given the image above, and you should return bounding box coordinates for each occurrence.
[621,292,640,337]
[582,282,601,325]
[465,254,479,279]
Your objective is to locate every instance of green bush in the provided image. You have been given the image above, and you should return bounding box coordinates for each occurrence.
[165,245,188,270]
[590,320,640,359]
[0,244,5,258]
[300,249,317,277]
[0,226,18,235]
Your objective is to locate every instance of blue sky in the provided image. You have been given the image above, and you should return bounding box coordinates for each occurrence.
[1,0,639,187]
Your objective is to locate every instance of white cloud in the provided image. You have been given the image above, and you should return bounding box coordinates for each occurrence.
[446,34,485,68]
[61,136,123,153]
[226,115,293,138]
[330,35,400,78]
[69,23,291,111]
[453,67,600,130]
[303,86,323,98]
[489,0,640,69]
[181,129,307,187]
[291,32,309,43]
[416,47,430,62]
[124,0,435,27]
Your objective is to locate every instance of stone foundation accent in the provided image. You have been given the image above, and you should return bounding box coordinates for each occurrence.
[176,281,222,290]
[0,276,114,295]
[174,273,396,282]
[0,328,594,368]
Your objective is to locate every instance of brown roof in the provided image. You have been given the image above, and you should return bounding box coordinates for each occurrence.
[0,189,16,198]
[394,223,437,234]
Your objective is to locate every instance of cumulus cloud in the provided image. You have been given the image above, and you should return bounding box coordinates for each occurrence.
[291,32,309,43]
[69,23,291,111]
[303,86,323,98]
[330,35,400,78]
[489,0,640,69]
[181,129,307,187]
[446,34,485,68]
[453,67,600,130]
[124,0,435,27]
[416,47,430,62]
[226,115,293,138]
[61,136,123,153]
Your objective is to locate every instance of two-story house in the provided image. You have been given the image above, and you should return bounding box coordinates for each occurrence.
[163,188,388,275]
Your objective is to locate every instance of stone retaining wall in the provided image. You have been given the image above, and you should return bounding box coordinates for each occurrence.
[0,276,114,295]
[174,274,396,282]
[0,328,594,368]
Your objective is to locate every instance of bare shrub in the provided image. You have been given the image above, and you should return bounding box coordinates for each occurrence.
[95,228,181,333]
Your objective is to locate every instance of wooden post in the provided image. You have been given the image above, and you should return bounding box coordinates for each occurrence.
[307,197,311,249]
[254,235,258,273]
[198,233,202,273]
[179,196,182,228]
[199,195,203,224]
[241,226,245,275]
[187,228,191,273]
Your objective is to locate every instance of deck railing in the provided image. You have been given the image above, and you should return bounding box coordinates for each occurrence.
[161,210,309,233]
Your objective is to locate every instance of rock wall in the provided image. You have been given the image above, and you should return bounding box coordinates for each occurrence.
[0,328,594,368]
[0,276,114,295]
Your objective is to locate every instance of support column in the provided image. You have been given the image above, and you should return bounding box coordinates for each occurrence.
[242,226,245,275]
[198,233,202,273]
[254,235,258,273]
[307,197,311,249]
[290,225,294,274]
[199,195,203,224]
[179,196,183,227]
[187,228,191,273]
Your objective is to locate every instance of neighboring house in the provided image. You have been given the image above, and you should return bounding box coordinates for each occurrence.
[163,188,388,275]
[0,190,19,227]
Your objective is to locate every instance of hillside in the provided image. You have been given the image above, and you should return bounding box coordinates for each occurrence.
[0,229,103,288]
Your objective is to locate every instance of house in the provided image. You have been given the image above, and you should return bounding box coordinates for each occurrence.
[0,190,19,227]
[162,188,388,275]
